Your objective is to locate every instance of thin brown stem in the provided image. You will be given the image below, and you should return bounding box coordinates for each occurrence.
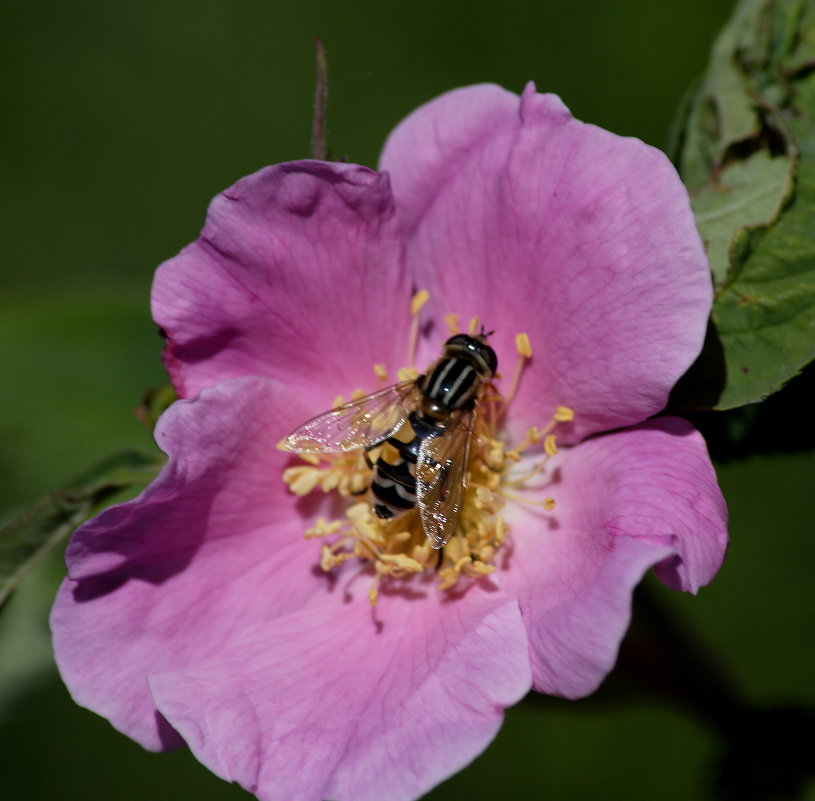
[311,38,329,160]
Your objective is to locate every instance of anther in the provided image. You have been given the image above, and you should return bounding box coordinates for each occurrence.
[320,545,336,571]
[515,332,532,358]
[410,289,430,316]
[368,576,381,606]
[407,289,430,367]
[501,331,532,411]
[397,366,419,382]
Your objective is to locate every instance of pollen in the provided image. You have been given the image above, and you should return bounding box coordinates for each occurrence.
[282,313,574,604]
[282,450,370,498]
[397,366,420,382]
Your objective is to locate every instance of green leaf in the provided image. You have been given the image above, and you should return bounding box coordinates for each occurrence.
[0,448,165,610]
[691,150,793,287]
[671,0,815,409]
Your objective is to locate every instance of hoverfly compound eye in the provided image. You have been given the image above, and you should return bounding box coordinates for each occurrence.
[480,342,498,376]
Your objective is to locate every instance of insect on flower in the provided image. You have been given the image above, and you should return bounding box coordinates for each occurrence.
[51,84,729,801]
[285,331,498,549]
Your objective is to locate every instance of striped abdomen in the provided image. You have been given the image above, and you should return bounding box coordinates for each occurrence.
[370,354,483,521]
[371,410,441,520]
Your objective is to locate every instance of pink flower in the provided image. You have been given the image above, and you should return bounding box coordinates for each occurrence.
[51,84,727,801]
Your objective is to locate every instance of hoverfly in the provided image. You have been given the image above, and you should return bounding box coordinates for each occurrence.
[285,333,498,549]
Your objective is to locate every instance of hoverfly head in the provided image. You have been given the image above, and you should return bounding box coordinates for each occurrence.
[443,331,498,378]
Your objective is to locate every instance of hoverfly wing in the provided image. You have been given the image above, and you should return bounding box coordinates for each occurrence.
[415,407,477,549]
[286,380,421,454]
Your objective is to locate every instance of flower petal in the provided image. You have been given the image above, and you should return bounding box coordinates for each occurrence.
[51,376,330,750]
[381,84,712,441]
[149,588,531,801]
[498,417,727,698]
[152,161,411,401]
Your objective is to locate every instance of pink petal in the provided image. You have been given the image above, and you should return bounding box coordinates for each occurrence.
[149,587,530,801]
[51,376,330,750]
[152,161,412,402]
[498,417,727,698]
[381,84,712,441]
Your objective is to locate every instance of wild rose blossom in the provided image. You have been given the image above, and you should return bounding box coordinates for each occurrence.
[51,83,727,801]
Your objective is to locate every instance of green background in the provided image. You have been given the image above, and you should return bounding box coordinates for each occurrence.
[2,1,813,799]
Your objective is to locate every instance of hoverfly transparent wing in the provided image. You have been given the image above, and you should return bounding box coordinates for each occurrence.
[285,380,421,454]
[415,406,477,549]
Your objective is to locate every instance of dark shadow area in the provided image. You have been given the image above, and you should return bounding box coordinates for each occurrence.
[713,705,815,801]
[164,325,244,366]
[667,319,727,412]
[685,359,815,461]
[0,674,250,800]
[523,582,815,800]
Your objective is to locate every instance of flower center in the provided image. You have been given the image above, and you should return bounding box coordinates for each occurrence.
[281,292,573,604]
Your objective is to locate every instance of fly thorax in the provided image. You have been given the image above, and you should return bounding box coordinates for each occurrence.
[424,356,481,410]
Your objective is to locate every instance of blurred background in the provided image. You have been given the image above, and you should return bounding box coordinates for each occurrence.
[2,0,814,799]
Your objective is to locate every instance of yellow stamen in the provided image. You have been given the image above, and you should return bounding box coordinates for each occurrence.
[515,332,532,358]
[407,289,430,367]
[554,406,574,422]
[468,315,480,336]
[397,366,419,382]
[544,434,558,456]
[444,313,460,335]
[501,331,532,411]
[503,490,559,509]
[320,544,337,571]
[373,363,388,381]
[410,289,430,316]
[282,466,323,495]
[368,576,380,606]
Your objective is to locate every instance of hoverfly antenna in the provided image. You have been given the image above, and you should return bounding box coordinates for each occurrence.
[478,325,495,339]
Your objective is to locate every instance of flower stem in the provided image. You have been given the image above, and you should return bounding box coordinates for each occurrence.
[311,38,329,161]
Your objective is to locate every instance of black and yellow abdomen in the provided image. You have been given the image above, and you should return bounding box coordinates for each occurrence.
[371,411,441,520]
